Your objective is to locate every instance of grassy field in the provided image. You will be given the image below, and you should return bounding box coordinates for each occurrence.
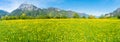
[0,19,120,42]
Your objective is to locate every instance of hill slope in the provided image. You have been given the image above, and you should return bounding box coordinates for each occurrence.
[0,10,9,18]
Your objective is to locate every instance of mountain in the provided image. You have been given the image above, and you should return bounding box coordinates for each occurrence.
[10,4,41,16]
[18,4,39,11]
[112,8,120,16]
[9,4,88,18]
[105,8,120,17]
[0,10,9,18]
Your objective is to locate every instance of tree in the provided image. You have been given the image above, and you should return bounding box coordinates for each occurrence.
[117,15,120,19]
[73,13,80,18]
[1,15,9,20]
[99,15,106,19]
[1,15,18,20]
[47,12,53,19]
[88,15,96,19]
[81,16,86,19]
[20,13,27,19]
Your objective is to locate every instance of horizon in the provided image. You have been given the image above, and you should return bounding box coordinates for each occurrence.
[0,0,120,16]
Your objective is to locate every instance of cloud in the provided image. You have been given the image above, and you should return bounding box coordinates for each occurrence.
[0,0,63,12]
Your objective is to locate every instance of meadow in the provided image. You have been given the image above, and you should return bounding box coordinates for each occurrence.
[0,19,120,42]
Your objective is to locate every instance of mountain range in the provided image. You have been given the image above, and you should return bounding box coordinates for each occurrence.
[0,4,120,19]
[0,4,89,19]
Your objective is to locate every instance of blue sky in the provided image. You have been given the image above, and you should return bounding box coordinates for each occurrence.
[0,0,120,16]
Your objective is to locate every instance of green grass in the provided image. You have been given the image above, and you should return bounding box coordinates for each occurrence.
[0,19,120,42]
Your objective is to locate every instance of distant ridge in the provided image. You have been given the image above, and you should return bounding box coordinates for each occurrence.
[8,3,89,18]
[0,10,9,18]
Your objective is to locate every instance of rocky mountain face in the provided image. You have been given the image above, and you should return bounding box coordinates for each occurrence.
[18,4,39,11]
[106,8,120,17]
[112,8,120,16]
[10,4,41,16]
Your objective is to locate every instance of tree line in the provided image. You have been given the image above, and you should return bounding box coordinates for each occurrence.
[1,13,120,20]
[0,13,97,20]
